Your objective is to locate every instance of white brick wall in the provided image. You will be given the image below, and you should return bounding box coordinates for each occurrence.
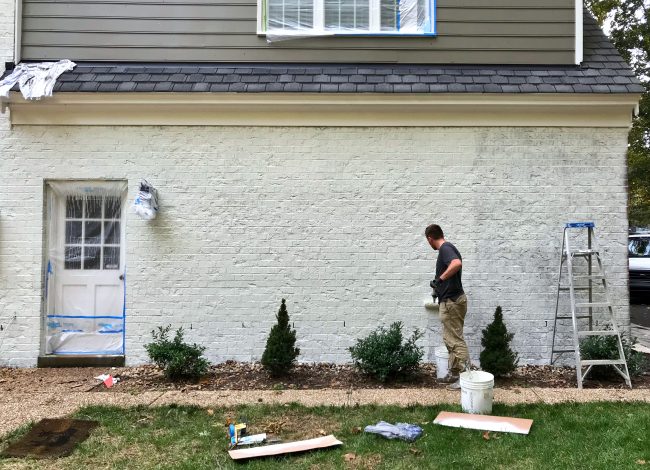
[0,0,13,67]
[0,125,630,367]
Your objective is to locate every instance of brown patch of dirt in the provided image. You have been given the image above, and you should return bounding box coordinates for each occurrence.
[0,362,648,394]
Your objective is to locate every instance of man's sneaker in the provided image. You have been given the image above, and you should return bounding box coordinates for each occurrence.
[437,372,459,384]
[447,379,461,390]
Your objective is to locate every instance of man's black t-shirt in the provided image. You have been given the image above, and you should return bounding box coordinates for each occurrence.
[435,242,464,302]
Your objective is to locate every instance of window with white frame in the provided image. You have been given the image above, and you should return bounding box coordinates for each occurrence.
[261,0,435,36]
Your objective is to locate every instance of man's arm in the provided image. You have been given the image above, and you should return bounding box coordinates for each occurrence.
[439,258,462,282]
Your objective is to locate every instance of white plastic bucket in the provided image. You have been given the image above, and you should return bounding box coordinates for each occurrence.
[460,370,494,414]
[434,346,449,379]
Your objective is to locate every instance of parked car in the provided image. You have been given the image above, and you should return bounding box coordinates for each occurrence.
[629,229,650,300]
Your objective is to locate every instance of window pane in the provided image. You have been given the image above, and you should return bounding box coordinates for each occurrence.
[85,221,102,244]
[85,196,102,219]
[380,0,427,32]
[105,196,121,219]
[268,0,313,30]
[66,196,83,219]
[629,238,650,257]
[84,246,101,270]
[325,0,369,30]
[103,247,120,270]
[65,246,82,270]
[104,221,120,244]
[380,0,397,30]
[65,221,83,244]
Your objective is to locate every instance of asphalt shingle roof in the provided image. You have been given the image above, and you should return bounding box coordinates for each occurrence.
[5,13,645,94]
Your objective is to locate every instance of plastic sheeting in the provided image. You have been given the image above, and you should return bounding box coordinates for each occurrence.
[264,0,435,42]
[44,181,127,355]
[364,421,423,442]
[0,60,76,100]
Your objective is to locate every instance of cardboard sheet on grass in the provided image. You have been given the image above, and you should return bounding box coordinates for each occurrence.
[434,412,533,435]
[1,419,98,459]
[228,435,342,460]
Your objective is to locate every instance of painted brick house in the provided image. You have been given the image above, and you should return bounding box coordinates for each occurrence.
[0,0,643,367]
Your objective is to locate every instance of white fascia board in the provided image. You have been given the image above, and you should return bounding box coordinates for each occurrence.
[6,92,641,127]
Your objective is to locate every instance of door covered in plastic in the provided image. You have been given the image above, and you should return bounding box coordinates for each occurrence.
[44,181,127,356]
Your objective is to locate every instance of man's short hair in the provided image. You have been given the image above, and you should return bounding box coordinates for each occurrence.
[425,224,444,240]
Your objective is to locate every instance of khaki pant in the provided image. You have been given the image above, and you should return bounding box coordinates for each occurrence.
[439,293,469,374]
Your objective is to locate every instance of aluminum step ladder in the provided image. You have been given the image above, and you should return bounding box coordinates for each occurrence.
[550,222,631,389]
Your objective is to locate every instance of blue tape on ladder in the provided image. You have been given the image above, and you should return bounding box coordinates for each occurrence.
[566,222,595,228]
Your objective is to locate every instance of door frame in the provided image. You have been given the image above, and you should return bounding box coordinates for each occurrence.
[40,180,128,359]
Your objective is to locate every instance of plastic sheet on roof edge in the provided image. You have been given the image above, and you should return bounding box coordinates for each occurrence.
[44,181,127,355]
[265,0,432,42]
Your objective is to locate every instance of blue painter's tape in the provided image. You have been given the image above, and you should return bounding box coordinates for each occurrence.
[47,315,124,319]
[61,329,84,333]
[99,330,124,334]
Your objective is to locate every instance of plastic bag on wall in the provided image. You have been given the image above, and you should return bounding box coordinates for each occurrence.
[132,180,159,220]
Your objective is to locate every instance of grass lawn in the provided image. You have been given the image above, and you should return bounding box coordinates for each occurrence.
[1,401,649,469]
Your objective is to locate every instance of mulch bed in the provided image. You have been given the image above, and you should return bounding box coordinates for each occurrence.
[101,362,650,392]
[1,362,648,394]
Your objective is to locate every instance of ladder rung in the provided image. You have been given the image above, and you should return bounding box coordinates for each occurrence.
[570,249,599,257]
[552,349,575,353]
[559,287,593,291]
[573,275,605,280]
[581,359,626,366]
[578,330,619,337]
[575,302,610,308]
[556,315,592,320]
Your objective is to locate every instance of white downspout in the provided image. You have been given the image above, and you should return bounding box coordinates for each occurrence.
[14,0,22,64]
[575,0,583,65]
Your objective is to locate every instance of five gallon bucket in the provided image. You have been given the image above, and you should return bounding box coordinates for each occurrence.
[460,370,494,414]
[434,346,449,379]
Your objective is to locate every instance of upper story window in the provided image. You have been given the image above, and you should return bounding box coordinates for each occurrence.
[260,0,436,37]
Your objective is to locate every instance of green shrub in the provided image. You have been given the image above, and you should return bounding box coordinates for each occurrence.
[145,325,209,381]
[479,306,519,377]
[580,332,647,379]
[349,321,423,382]
[261,298,300,377]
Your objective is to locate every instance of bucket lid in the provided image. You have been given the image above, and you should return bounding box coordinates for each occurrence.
[459,370,494,384]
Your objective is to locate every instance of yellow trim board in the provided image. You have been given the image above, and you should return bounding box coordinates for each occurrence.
[5,92,640,127]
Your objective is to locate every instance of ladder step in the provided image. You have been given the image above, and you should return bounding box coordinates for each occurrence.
[552,349,575,353]
[556,315,592,320]
[578,330,619,337]
[575,302,610,308]
[581,359,626,366]
[559,287,594,291]
[570,249,599,257]
[573,275,605,280]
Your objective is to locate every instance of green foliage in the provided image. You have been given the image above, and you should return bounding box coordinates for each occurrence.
[479,306,519,377]
[349,321,424,382]
[580,333,647,378]
[261,298,300,376]
[587,0,650,226]
[145,325,209,381]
